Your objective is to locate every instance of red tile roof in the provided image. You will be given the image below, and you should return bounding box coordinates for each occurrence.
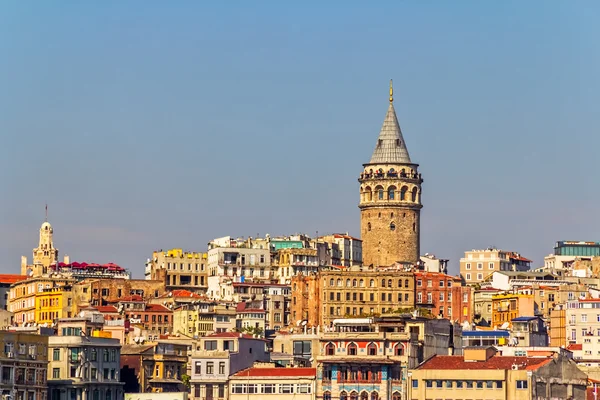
[236,303,265,313]
[568,343,583,351]
[145,304,172,313]
[96,306,119,313]
[416,355,552,371]
[159,290,204,299]
[232,367,316,378]
[0,274,27,284]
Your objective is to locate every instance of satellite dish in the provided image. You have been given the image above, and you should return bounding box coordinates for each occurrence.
[301,321,307,326]
[296,320,302,326]
[500,322,510,330]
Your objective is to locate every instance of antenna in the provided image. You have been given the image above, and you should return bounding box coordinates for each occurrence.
[45,203,48,222]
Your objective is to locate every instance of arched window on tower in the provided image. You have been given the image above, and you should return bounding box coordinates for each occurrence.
[365,186,372,202]
[390,222,396,231]
[377,187,384,200]
[388,186,396,200]
[367,222,371,232]
[411,187,418,202]
[400,186,408,201]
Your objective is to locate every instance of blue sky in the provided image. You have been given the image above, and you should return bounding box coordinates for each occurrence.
[1,2,598,278]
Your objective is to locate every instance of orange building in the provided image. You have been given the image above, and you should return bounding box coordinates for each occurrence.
[414,271,473,323]
[491,293,534,328]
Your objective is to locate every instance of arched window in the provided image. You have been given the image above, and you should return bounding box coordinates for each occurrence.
[404,279,410,288]
[376,186,384,200]
[325,343,335,356]
[391,212,394,218]
[351,392,359,400]
[346,279,351,287]
[390,222,395,231]
[340,392,347,400]
[352,279,357,287]
[394,344,404,356]
[381,279,386,287]
[330,279,334,286]
[378,212,381,218]
[411,187,418,202]
[371,392,379,400]
[387,279,392,288]
[365,187,372,202]
[392,392,401,400]
[388,186,396,200]
[400,186,408,200]
[398,279,402,288]
[359,392,368,400]
[359,279,364,287]
[367,343,377,356]
[324,392,332,400]
[367,222,371,232]
[337,279,342,287]
[369,279,375,287]
[347,343,358,356]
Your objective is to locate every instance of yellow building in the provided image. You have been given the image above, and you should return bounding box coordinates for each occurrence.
[146,248,208,293]
[9,276,76,325]
[35,285,75,325]
[229,363,315,400]
[173,303,236,338]
[409,347,587,400]
[491,293,534,328]
[0,330,49,400]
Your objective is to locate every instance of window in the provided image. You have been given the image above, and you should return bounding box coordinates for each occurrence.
[465,263,471,270]
[477,263,483,270]
[279,384,294,394]
[262,384,276,394]
[297,384,311,394]
[325,343,335,356]
[417,293,422,303]
[426,380,432,388]
[219,362,225,375]
[476,381,484,388]
[446,380,452,388]
[456,381,463,388]
[477,273,483,280]
[489,262,494,269]
[582,314,588,323]
[417,280,422,287]
[204,341,217,350]
[390,223,395,231]
[367,343,377,356]
[53,348,60,361]
[466,273,471,280]
[206,362,214,374]
[439,280,444,287]
[347,343,357,356]
[194,362,201,374]
[427,280,432,287]
[495,381,503,388]
[516,380,528,389]
[439,293,444,301]
[427,293,432,303]
[412,380,418,388]
[52,368,60,379]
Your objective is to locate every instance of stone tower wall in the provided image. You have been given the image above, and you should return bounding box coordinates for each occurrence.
[359,165,422,267]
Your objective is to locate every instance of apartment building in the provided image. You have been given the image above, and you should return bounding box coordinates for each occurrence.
[274,248,320,283]
[146,248,207,293]
[47,333,123,400]
[9,276,76,325]
[229,364,315,400]
[473,288,502,326]
[0,331,49,400]
[189,332,269,400]
[460,248,531,285]
[491,293,535,328]
[35,285,75,325]
[414,271,472,322]
[544,241,600,273]
[0,274,26,311]
[111,295,173,335]
[315,267,415,327]
[290,274,320,327]
[319,234,362,267]
[566,298,600,345]
[120,341,188,393]
[172,302,236,338]
[408,347,587,400]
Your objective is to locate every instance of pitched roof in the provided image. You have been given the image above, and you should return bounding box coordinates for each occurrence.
[0,274,27,284]
[368,102,411,165]
[232,367,316,378]
[96,306,119,313]
[416,355,552,371]
[159,290,204,299]
[145,304,172,313]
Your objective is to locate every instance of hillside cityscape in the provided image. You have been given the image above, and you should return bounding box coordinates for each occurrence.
[1,82,597,400]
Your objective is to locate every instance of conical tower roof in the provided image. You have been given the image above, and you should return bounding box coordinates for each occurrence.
[368,81,412,164]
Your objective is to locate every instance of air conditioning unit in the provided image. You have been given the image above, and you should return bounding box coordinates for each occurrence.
[7,352,14,358]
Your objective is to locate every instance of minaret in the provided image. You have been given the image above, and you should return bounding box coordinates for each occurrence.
[358,80,423,266]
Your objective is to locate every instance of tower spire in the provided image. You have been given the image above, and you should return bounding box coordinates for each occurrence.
[45,203,48,222]
[389,79,393,103]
